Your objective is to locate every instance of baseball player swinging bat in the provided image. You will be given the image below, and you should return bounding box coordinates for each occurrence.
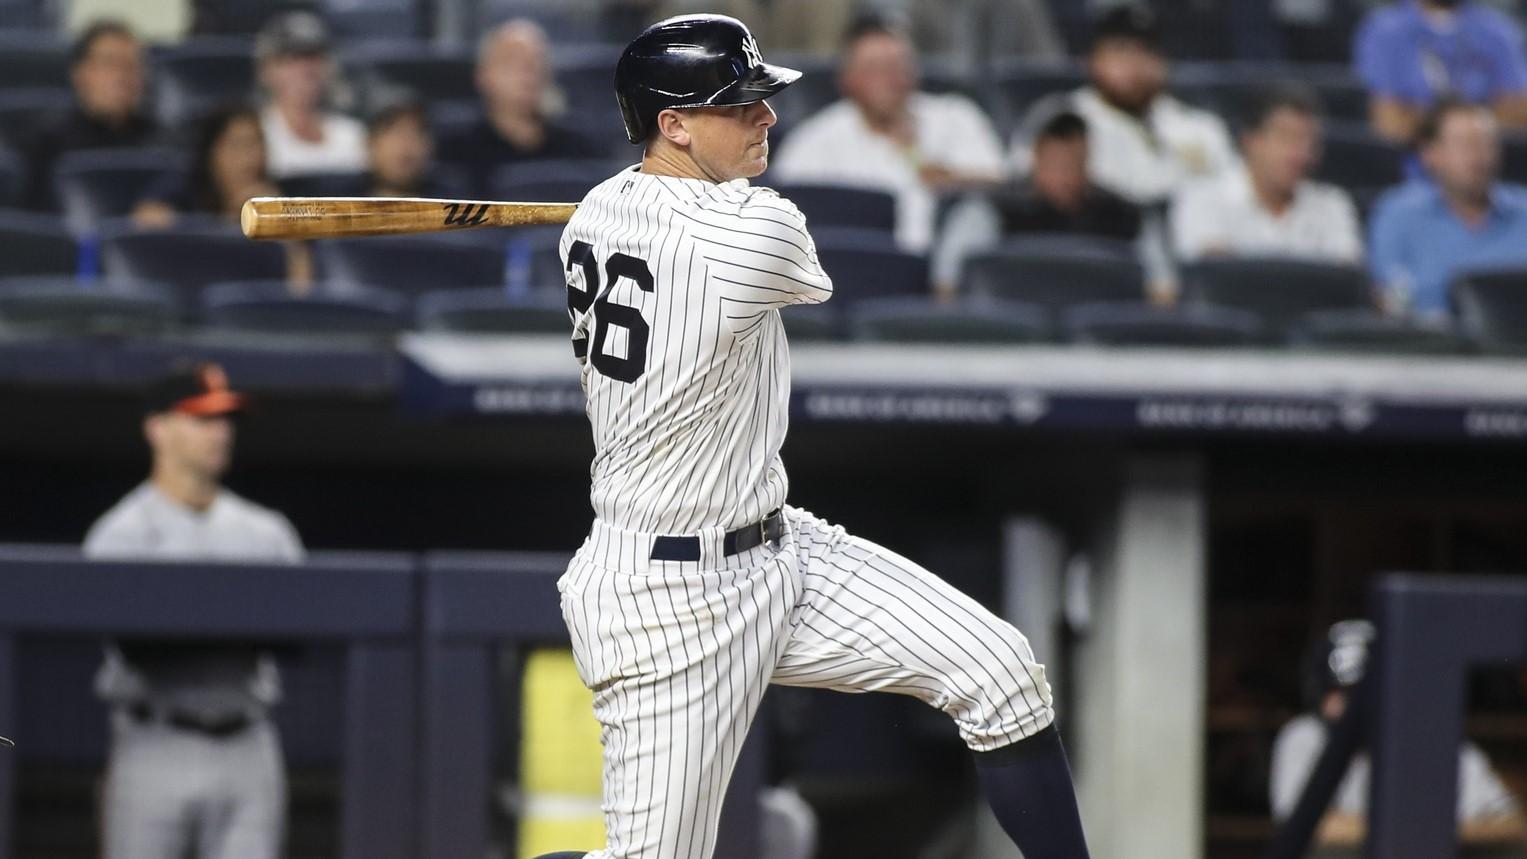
[239,197,578,240]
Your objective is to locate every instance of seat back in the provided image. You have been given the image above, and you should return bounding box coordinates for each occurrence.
[1451,268,1527,352]
[1179,257,1372,331]
[0,209,77,276]
[960,238,1144,312]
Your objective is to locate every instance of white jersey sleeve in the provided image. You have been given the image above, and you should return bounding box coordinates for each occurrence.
[685,184,833,336]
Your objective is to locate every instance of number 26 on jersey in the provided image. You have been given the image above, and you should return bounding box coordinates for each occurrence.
[566,239,655,384]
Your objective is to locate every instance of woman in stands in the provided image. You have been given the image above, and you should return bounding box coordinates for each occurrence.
[131,105,312,288]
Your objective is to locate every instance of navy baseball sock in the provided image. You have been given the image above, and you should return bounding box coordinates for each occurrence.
[530,853,587,858]
[974,725,1091,858]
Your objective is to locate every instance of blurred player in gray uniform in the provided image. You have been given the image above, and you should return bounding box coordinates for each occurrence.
[84,362,303,859]
[535,15,1090,859]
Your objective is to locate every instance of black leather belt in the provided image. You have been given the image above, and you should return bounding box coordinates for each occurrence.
[127,703,253,738]
[650,510,784,561]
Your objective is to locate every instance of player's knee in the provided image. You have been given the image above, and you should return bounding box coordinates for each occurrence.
[952,650,1056,750]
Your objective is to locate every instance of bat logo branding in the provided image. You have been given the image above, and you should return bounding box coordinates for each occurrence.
[442,202,490,227]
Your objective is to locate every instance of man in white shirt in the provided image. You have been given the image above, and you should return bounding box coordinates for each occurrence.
[85,362,303,859]
[256,11,366,178]
[1171,86,1363,263]
[1051,4,1237,208]
[770,15,1006,252]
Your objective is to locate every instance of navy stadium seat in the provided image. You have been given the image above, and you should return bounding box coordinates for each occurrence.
[201,280,407,337]
[850,296,1050,344]
[316,235,505,293]
[1451,268,1527,354]
[0,31,67,89]
[770,183,896,232]
[0,147,22,207]
[813,228,931,303]
[990,60,1086,134]
[489,158,621,203]
[53,147,188,234]
[1062,302,1262,347]
[1316,124,1407,189]
[0,87,72,148]
[1288,309,1468,354]
[958,237,1145,312]
[352,48,476,107]
[101,222,287,300]
[1179,257,1373,335]
[780,301,842,342]
[325,2,423,40]
[415,287,567,333]
[761,53,837,130]
[0,209,77,276]
[152,39,256,127]
[0,276,176,335]
[277,171,369,198]
[428,98,482,140]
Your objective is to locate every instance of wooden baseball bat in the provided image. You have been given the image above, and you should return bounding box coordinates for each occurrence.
[240,197,578,240]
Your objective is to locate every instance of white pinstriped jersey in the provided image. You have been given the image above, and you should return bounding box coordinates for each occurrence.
[560,166,833,534]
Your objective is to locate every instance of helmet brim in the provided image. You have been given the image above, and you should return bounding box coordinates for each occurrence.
[678,62,801,110]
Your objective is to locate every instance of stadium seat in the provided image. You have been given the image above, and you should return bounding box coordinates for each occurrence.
[325,3,423,40]
[1316,124,1407,189]
[0,31,67,89]
[1288,309,1469,354]
[958,237,1145,313]
[489,159,622,204]
[201,280,407,338]
[0,276,176,336]
[53,147,188,234]
[850,296,1050,344]
[762,53,837,130]
[478,0,608,44]
[780,301,842,342]
[1451,268,1527,354]
[1062,302,1262,347]
[152,38,256,128]
[415,288,567,333]
[316,235,505,293]
[0,209,77,277]
[1502,133,1527,184]
[1179,257,1373,335]
[770,183,896,233]
[351,48,476,108]
[101,222,287,301]
[990,60,1086,134]
[277,171,369,198]
[813,228,931,304]
[0,147,22,207]
[0,87,72,148]
[428,98,482,140]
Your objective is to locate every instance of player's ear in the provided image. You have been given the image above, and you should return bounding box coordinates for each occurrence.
[654,108,692,148]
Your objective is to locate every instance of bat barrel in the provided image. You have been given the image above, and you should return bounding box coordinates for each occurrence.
[240,197,578,240]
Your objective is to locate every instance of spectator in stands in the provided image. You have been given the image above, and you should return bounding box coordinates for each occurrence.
[1271,619,1524,847]
[132,105,277,228]
[1368,98,1527,317]
[771,15,1006,252]
[364,98,457,198]
[1355,0,1527,145]
[436,20,604,187]
[932,101,1141,295]
[1050,3,1237,209]
[85,362,302,859]
[256,11,367,178]
[131,106,313,289]
[1172,86,1363,264]
[24,19,159,211]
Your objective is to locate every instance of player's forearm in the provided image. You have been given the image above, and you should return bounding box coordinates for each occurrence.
[1460,812,1527,845]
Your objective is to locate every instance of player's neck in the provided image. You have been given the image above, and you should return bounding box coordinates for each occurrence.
[640,145,723,184]
[150,465,219,512]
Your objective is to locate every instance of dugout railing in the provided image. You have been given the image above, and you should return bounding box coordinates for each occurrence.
[1262,574,1527,859]
[0,546,762,859]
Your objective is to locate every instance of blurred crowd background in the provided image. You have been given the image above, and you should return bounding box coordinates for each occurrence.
[4,2,1527,859]
[4,0,1527,345]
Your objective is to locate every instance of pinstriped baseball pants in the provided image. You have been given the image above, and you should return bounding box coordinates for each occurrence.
[557,505,1055,859]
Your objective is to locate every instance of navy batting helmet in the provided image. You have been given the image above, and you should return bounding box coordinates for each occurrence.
[614,14,801,145]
